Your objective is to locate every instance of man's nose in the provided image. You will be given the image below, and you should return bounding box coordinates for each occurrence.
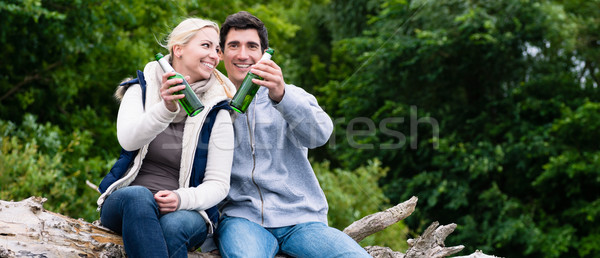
[238,46,249,59]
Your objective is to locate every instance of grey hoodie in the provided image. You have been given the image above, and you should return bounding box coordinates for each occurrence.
[221,84,334,227]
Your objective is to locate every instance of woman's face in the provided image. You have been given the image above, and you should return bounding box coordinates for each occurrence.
[174,27,220,83]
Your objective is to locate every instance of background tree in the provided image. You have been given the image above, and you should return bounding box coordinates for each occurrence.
[1,0,599,257]
[311,0,600,257]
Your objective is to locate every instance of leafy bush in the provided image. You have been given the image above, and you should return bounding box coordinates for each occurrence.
[313,159,408,251]
[0,114,112,221]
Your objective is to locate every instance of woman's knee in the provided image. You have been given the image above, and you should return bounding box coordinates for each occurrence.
[116,185,153,199]
[113,186,157,214]
[161,210,208,254]
[161,210,207,239]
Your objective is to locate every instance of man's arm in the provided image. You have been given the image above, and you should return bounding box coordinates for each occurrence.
[251,59,333,148]
[275,84,334,148]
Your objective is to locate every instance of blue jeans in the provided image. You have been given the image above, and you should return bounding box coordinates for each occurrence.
[216,216,371,258]
[100,186,208,258]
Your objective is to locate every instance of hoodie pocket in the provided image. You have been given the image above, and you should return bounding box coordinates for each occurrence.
[263,180,306,210]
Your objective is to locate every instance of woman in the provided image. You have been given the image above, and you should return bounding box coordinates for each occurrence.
[96,18,236,258]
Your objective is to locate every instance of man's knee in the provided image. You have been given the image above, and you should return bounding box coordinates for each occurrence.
[217,216,278,257]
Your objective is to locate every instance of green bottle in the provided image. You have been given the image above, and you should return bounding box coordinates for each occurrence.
[230,48,275,113]
[155,53,204,116]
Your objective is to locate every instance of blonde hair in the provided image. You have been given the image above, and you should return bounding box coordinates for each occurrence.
[162,18,219,58]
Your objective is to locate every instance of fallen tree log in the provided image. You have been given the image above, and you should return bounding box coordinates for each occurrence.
[0,196,496,258]
[0,197,124,258]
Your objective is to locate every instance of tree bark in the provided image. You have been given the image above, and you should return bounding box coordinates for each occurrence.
[0,196,495,258]
[343,196,418,243]
[0,197,125,257]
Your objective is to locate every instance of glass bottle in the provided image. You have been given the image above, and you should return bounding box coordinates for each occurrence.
[155,53,204,116]
[230,48,275,113]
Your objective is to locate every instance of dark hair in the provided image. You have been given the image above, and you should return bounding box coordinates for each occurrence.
[220,11,269,53]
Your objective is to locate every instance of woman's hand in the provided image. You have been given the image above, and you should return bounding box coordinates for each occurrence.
[160,72,188,112]
[154,190,179,214]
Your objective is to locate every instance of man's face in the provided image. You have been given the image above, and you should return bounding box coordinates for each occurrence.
[221,28,263,88]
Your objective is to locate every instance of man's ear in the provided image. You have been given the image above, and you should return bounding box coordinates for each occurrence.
[219,49,224,60]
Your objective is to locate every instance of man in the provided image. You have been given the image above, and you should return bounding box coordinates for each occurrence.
[216,11,371,257]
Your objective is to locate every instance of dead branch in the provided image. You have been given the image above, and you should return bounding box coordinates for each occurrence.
[0,196,497,258]
[343,196,418,242]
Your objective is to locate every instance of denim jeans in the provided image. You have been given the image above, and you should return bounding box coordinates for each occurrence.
[100,186,208,258]
[216,216,371,258]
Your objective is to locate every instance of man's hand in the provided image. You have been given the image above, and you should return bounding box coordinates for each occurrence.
[154,190,179,214]
[250,59,285,103]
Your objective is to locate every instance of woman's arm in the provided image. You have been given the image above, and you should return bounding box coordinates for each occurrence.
[116,84,179,151]
[175,110,234,210]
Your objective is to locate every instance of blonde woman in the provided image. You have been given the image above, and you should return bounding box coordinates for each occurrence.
[96,18,236,258]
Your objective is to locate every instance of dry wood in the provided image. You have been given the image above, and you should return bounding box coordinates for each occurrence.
[454,250,502,258]
[343,196,418,242]
[404,221,464,258]
[0,196,495,258]
[0,197,124,257]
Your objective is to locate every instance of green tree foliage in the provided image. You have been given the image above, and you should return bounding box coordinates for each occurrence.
[0,0,305,222]
[1,0,599,257]
[1,0,188,158]
[311,0,600,256]
[0,114,112,221]
[313,159,408,251]
[0,0,301,158]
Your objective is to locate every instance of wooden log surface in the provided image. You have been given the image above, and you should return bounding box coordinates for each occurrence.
[0,196,497,258]
[0,197,125,257]
[343,196,418,242]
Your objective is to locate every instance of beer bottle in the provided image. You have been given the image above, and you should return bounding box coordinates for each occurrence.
[230,48,275,113]
[155,53,204,116]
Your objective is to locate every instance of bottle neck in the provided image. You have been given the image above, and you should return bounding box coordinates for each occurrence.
[157,57,175,73]
[158,56,198,83]
[260,52,272,62]
[232,52,273,89]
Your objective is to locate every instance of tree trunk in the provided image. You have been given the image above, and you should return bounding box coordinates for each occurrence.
[0,197,124,257]
[0,196,496,258]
